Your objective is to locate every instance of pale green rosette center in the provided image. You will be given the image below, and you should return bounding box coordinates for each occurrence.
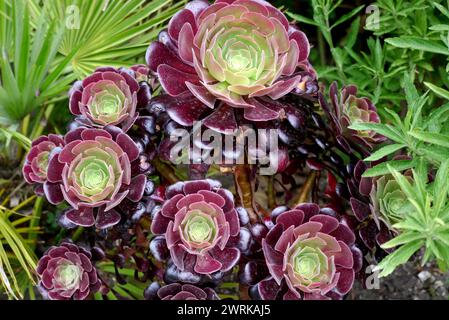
[76,159,110,196]
[181,210,218,249]
[290,246,329,284]
[56,263,82,290]
[37,151,50,175]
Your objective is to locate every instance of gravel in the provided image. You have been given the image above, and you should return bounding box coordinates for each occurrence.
[348,258,449,300]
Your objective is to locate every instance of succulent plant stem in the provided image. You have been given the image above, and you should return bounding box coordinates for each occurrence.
[234,164,258,223]
[72,226,84,242]
[294,171,317,206]
[151,158,179,185]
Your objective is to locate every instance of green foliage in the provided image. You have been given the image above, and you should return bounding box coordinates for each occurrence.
[350,74,449,177]
[0,0,184,124]
[94,263,147,300]
[30,0,186,77]
[0,0,448,298]
[0,0,76,123]
[0,197,40,299]
[287,0,449,105]
[375,160,449,277]
[287,1,449,278]
[0,0,186,300]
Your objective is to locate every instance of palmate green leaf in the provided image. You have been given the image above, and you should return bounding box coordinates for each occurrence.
[32,0,186,78]
[0,0,74,123]
[362,159,417,178]
[0,210,37,299]
[364,143,406,161]
[385,36,449,55]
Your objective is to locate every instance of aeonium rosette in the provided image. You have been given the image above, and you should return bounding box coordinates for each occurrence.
[22,134,65,196]
[146,0,314,132]
[253,204,362,300]
[320,82,386,153]
[150,179,242,275]
[39,127,146,229]
[371,174,414,228]
[145,283,220,300]
[69,67,152,131]
[36,242,101,300]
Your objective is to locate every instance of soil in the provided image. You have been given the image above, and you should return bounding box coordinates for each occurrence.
[348,258,449,300]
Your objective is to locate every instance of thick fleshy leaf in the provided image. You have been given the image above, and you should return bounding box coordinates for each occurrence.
[210,247,240,272]
[258,277,280,300]
[165,93,209,126]
[332,241,354,268]
[350,197,371,222]
[194,253,222,274]
[178,23,195,63]
[151,210,172,234]
[168,9,197,41]
[243,99,279,121]
[186,82,217,109]
[335,268,354,295]
[46,154,64,183]
[310,214,339,234]
[65,208,95,227]
[146,41,196,74]
[95,208,121,229]
[289,30,310,62]
[330,224,356,245]
[43,182,64,204]
[203,104,238,134]
[127,174,146,202]
[116,133,139,162]
[183,180,212,194]
[276,210,304,229]
[158,65,200,97]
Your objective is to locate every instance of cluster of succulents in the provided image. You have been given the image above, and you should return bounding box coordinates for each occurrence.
[23,0,409,301]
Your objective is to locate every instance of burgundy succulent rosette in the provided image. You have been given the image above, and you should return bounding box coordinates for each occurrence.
[346,161,392,253]
[22,134,65,195]
[254,203,362,300]
[41,127,146,229]
[36,242,101,300]
[319,82,386,153]
[151,179,241,275]
[157,283,220,300]
[146,0,314,132]
[69,67,152,131]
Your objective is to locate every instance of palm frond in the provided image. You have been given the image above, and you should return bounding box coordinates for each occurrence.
[0,205,38,299]
[0,0,76,124]
[31,0,187,77]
